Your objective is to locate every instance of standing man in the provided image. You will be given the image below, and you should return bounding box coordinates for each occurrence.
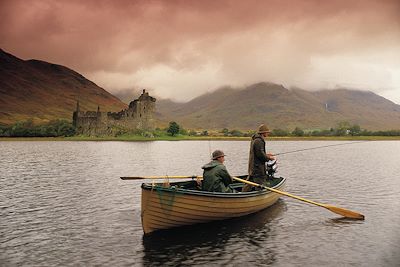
[245,124,276,191]
[202,150,234,193]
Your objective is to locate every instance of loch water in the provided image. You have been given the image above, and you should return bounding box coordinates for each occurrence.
[1,140,399,266]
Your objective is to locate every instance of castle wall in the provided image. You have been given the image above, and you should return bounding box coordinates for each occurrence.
[73,90,156,136]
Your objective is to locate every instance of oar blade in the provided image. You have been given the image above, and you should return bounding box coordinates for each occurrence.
[324,205,365,220]
[120,176,146,180]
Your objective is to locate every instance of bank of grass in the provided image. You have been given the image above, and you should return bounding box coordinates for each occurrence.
[1,135,400,141]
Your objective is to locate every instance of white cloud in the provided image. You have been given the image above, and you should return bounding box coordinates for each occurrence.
[89,62,223,101]
[5,0,399,103]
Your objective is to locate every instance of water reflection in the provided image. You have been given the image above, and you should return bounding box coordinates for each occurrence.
[142,200,286,266]
[2,141,400,266]
[327,217,366,225]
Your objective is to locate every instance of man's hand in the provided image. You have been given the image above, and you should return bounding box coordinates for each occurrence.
[267,153,276,160]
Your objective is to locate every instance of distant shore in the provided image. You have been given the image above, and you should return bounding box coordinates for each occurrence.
[1,135,400,141]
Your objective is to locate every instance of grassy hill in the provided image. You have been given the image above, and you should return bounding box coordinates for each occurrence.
[0,49,127,125]
[2,48,399,131]
[157,82,400,131]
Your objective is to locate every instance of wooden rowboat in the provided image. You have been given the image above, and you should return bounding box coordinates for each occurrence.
[141,175,286,234]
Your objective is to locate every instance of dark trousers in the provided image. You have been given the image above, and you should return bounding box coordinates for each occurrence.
[242,175,269,192]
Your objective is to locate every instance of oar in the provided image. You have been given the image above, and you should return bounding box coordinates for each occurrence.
[232,176,365,220]
[120,175,200,180]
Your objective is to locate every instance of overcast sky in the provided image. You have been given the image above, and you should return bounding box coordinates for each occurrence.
[1,0,399,103]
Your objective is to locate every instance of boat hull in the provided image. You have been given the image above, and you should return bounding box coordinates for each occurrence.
[141,177,286,234]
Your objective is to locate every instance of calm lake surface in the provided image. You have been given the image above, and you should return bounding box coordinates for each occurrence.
[1,140,399,266]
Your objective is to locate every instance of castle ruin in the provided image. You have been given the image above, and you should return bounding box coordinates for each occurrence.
[73,89,156,135]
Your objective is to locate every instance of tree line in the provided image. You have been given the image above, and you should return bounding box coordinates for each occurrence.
[1,120,400,137]
[165,121,400,137]
[0,119,75,137]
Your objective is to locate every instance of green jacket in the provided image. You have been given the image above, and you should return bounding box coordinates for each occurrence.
[201,160,233,193]
[248,133,269,178]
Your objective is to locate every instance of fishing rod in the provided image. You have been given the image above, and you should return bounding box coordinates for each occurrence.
[275,140,370,156]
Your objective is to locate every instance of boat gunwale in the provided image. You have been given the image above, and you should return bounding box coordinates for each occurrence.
[141,176,286,198]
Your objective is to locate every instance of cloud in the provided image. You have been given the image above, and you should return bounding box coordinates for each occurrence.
[1,0,400,102]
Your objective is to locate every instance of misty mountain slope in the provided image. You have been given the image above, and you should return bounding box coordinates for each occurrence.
[2,48,399,130]
[157,82,332,130]
[158,87,236,116]
[313,89,400,129]
[0,49,127,125]
[157,82,400,130]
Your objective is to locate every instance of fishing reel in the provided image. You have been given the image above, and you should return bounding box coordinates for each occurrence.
[266,159,278,177]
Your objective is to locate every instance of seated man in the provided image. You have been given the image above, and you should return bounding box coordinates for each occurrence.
[202,150,234,193]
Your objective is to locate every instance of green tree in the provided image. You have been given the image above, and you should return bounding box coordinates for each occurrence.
[167,121,180,136]
[44,125,57,137]
[311,129,329,136]
[272,128,289,137]
[335,121,351,136]
[229,129,243,137]
[0,125,9,137]
[292,127,304,137]
[50,120,76,136]
[349,124,361,136]
[179,127,188,135]
[221,128,229,136]
[11,120,34,137]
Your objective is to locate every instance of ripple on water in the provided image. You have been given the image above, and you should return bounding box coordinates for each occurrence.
[1,141,400,266]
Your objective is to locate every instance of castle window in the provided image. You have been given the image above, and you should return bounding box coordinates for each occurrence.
[140,113,142,117]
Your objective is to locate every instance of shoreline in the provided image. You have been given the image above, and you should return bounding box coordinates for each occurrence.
[1,136,400,141]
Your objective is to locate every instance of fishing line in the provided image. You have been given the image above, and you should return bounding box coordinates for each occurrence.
[208,139,212,159]
[275,140,370,156]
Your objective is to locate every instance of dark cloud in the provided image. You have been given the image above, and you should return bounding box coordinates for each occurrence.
[1,0,399,102]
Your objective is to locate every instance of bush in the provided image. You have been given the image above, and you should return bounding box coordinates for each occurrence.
[141,131,154,138]
[167,121,180,136]
[334,121,351,136]
[179,128,188,135]
[271,128,289,137]
[292,127,304,137]
[229,129,243,137]
[349,124,361,136]
[188,130,197,136]
[0,119,75,137]
[221,128,229,136]
[50,120,76,136]
[0,126,8,137]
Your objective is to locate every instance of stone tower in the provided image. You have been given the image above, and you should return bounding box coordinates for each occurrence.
[73,89,156,135]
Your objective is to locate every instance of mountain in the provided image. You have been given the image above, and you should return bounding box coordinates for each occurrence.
[2,49,399,130]
[157,82,400,131]
[0,49,127,125]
